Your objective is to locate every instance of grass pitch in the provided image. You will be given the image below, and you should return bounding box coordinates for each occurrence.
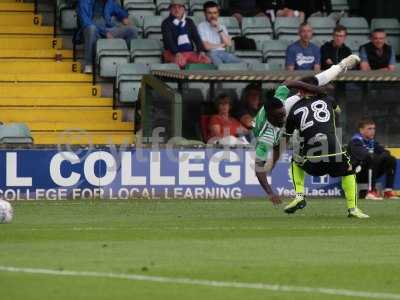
[1,198,400,300]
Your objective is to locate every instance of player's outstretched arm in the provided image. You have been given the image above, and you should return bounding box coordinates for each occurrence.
[255,146,282,205]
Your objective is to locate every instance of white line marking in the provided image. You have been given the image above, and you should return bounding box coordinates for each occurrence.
[0,266,399,299]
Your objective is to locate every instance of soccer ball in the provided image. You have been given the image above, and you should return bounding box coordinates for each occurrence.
[0,200,13,224]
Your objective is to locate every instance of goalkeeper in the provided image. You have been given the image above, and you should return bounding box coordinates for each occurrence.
[254,55,361,205]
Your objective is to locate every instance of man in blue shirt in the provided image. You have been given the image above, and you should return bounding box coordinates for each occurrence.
[78,0,138,73]
[348,118,398,200]
[285,22,321,71]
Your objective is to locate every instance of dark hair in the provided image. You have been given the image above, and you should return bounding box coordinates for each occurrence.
[241,82,261,100]
[300,76,318,85]
[358,118,375,129]
[215,93,230,105]
[264,89,283,110]
[333,25,347,34]
[371,28,386,36]
[203,1,219,11]
[299,22,311,31]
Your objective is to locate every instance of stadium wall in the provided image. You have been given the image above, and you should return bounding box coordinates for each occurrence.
[0,148,398,200]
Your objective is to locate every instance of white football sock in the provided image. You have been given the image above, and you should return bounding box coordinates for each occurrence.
[315,65,343,86]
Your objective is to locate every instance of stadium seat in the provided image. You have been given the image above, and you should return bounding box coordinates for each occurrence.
[308,17,336,46]
[185,64,216,70]
[130,39,162,64]
[0,123,33,144]
[371,18,400,55]
[248,62,283,71]
[143,15,164,40]
[191,15,205,26]
[217,63,249,71]
[262,39,290,69]
[339,17,369,35]
[241,17,273,41]
[116,63,150,103]
[57,0,77,30]
[96,39,130,78]
[123,0,156,16]
[128,15,144,37]
[275,17,301,42]
[346,37,368,55]
[150,63,180,71]
[235,40,263,64]
[190,0,209,17]
[331,0,350,12]
[219,17,241,37]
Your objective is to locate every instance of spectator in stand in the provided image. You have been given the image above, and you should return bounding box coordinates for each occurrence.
[285,22,321,71]
[348,118,398,200]
[320,25,352,70]
[228,0,265,25]
[235,83,262,129]
[208,94,248,144]
[77,0,138,74]
[360,29,396,71]
[161,0,210,68]
[197,1,241,65]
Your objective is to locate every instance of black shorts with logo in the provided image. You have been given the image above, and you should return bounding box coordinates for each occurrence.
[300,153,354,177]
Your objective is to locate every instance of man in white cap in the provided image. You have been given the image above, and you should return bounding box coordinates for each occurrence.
[161,0,210,68]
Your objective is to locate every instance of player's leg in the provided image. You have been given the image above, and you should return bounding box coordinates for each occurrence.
[331,155,370,218]
[315,54,360,86]
[284,160,307,214]
[342,174,370,218]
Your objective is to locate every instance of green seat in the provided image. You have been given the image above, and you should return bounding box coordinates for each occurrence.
[57,0,77,30]
[130,39,162,64]
[331,0,349,12]
[262,40,290,66]
[275,17,300,36]
[128,14,145,37]
[0,123,33,144]
[219,17,241,37]
[235,40,262,64]
[143,15,164,40]
[308,17,336,33]
[241,17,273,41]
[346,37,369,55]
[339,17,370,35]
[97,39,130,78]
[150,63,180,71]
[371,18,400,33]
[185,64,216,70]
[117,63,150,103]
[124,0,156,16]
[192,15,205,26]
[190,0,211,17]
[217,63,248,71]
[251,62,283,71]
